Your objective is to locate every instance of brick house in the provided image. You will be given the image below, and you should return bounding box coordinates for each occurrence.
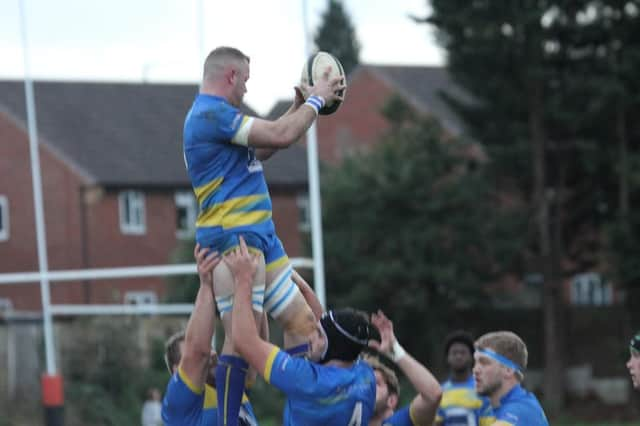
[0,81,309,310]
[292,64,472,165]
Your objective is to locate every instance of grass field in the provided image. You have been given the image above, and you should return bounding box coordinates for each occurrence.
[556,423,634,426]
[554,419,635,426]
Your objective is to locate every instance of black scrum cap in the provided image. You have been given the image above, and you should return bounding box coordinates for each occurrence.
[319,308,381,364]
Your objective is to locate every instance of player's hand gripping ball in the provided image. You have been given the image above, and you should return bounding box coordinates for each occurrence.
[300,51,346,115]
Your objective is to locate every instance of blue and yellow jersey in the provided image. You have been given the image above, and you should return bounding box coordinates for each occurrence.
[183,94,275,253]
[263,347,376,426]
[382,405,414,425]
[436,376,494,426]
[161,366,258,426]
[493,385,548,426]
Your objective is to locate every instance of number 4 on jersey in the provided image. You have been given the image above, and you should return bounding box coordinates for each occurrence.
[348,401,362,426]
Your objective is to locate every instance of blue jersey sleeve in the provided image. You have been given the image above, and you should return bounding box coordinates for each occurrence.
[382,405,413,426]
[208,101,246,143]
[161,367,205,425]
[495,402,531,425]
[264,347,340,398]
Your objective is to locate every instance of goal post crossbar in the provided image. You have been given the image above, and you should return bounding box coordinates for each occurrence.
[0,257,314,285]
[0,258,314,317]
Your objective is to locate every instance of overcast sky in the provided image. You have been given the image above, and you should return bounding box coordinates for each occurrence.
[1,0,444,115]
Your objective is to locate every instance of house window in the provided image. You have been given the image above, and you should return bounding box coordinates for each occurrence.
[175,191,197,238]
[0,196,8,241]
[119,190,146,235]
[297,194,311,232]
[124,291,158,305]
[570,272,613,306]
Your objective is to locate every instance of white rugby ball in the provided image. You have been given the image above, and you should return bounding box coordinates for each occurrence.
[300,51,346,115]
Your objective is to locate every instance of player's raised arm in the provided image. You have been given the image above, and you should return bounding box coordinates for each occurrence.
[371,310,443,424]
[227,236,277,374]
[246,68,344,149]
[255,87,307,161]
[178,245,221,391]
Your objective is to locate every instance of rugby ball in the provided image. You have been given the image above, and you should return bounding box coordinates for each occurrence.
[300,51,346,115]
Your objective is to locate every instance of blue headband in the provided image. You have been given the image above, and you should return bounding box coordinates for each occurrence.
[477,348,523,374]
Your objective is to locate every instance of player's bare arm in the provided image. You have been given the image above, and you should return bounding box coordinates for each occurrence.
[371,310,443,424]
[291,270,323,321]
[227,236,278,375]
[259,311,269,341]
[256,87,307,161]
[247,69,345,149]
[178,244,221,390]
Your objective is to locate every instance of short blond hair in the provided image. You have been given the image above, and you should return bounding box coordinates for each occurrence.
[363,355,400,397]
[475,331,527,380]
[203,46,249,81]
[164,330,185,374]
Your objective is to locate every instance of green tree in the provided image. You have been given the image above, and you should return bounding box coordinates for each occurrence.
[166,236,199,302]
[424,0,640,411]
[579,1,640,328]
[322,99,524,362]
[64,317,167,426]
[314,0,361,74]
[425,2,569,408]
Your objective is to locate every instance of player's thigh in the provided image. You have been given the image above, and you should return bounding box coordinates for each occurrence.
[213,250,266,314]
[265,261,316,337]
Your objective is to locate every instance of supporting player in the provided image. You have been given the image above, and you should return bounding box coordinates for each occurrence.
[473,331,549,426]
[161,244,258,426]
[227,236,380,425]
[365,310,443,426]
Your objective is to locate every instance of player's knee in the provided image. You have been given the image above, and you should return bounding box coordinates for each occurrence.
[264,266,316,336]
[280,298,317,337]
[264,266,295,316]
[216,285,266,318]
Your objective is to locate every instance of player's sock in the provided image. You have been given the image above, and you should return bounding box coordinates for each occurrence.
[216,355,248,426]
[286,342,310,357]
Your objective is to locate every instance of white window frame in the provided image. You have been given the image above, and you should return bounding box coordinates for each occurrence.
[297,193,311,232]
[175,191,197,239]
[124,290,158,305]
[118,190,146,235]
[0,196,9,242]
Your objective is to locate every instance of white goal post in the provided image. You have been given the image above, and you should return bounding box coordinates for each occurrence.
[0,257,315,316]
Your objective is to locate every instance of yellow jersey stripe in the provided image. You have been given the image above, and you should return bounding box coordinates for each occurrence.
[223,367,232,425]
[194,177,224,205]
[204,385,218,409]
[440,388,483,409]
[480,417,497,426]
[266,255,289,273]
[196,195,270,228]
[263,346,279,384]
[222,211,272,228]
[201,385,248,409]
[178,366,204,395]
